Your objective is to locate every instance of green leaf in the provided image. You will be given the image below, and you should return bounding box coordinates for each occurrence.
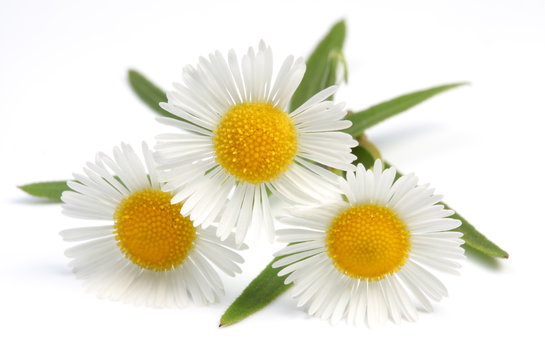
[220,258,291,327]
[18,181,69,202]
[445,205,509,258]
[128,69,182,120]
[289,20,347,111]
[345,83,467,137]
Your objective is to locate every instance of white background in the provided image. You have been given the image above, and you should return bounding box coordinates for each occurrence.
[1,0,543,359]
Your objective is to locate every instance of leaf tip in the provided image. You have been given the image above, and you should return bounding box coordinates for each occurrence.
[443,82,471,92]
[127,69,139,82]
[334,19,346,29]
[454,81,471,88]
[330,19,347,39]
[17,184,31,194]
[218,316,232,328]
[218,321,231,328]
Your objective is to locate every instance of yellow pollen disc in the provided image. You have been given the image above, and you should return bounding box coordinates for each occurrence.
[326,204,411,281]
[113,189,196,272]
[213,102,298,184]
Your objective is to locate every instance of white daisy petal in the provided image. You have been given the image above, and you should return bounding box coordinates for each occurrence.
[67,177,122,205]
[272,248,324,268]
[65,236,115,259]
[354,281,369,326]
[381,276,402,324]
[277,253,327,278]
[409,218,462,233]
[388,274,418,322]
[179,264,206,306]
[276,228,324,243]
[411,253,462,274]
[286,255,330,289]
[184,257,217,304]
[190,251,224,292]
[260,184,275,243]
[61,191,115,216]
[278,215,328,231]
[387,173,419,207]
[292,260,334,301]
[290,86,338,116]
[194,243,242,277]
[366,281,388,327]
[196,177,234,229]
[216,183,247,239]
[168,270,190,308]
[331,280,354,324]
[60,225,114,242]
[397,268,434,312]
[235,183,256,245]
[296,157,344,185]
[274,240,325,257]
[156,116,213,136]
[168,86,219,124]
[346,281,362,326]
[101,263,140,301]
[317,273,347,320]
[62,206,112,221]
[306,270,340,316]
[405,260,448,298]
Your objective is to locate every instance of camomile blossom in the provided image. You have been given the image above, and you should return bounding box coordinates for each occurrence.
[155,41,357,245]
[60,143,244,308]
[273,160,464,326]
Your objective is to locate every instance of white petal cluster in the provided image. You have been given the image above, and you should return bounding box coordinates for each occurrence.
[61,143,244,307]
[155,41,357,245]
[274,160,464,326]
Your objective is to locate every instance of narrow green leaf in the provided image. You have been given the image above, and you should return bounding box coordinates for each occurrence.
[289,20,347,111]
[128,69,183,120]
[345,83,467,137]
[220,258,291,327]
[18,181,70,202]
[445,205,509,258]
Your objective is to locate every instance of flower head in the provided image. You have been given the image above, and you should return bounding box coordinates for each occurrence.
[274,160,464,326]
[155,41,357,245]
[60,143,244,307]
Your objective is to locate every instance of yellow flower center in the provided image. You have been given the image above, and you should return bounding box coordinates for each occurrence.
[213,102,298,184]
[113,189,196,272]
[326,204,411,281]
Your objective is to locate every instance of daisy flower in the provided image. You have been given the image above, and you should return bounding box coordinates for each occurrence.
[155,41,357,245]
[273,160,464,326]
[60,143,244,308]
